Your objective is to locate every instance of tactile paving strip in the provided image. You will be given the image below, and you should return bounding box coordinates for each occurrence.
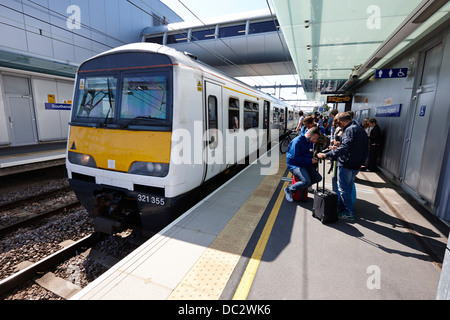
[168,157,287,299]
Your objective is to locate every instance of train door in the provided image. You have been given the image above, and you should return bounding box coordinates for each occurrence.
[401,43,443,202]
[4,76,38,146]
[204,80,223,181]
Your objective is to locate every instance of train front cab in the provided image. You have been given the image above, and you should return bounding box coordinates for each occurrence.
[66,50,180,234]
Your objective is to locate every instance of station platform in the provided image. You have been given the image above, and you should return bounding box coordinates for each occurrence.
[71,149,449,300]
[0,142,66,176]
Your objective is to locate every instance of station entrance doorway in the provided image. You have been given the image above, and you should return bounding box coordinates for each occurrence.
[4,76,38,146]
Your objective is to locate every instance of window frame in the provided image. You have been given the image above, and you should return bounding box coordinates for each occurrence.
[228,97,240,131]
[71,68,173,131]
[243,100,259,131]
[207,94,219,149]
[219,24,246,38]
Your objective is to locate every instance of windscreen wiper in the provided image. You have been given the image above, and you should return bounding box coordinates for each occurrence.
[99,79,114,127]
[120,116,155,128]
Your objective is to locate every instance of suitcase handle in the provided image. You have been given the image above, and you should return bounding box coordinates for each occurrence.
[316,148,330,190]
[316,158,326,191]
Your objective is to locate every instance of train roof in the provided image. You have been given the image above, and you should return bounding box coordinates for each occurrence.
[78,43,291,108]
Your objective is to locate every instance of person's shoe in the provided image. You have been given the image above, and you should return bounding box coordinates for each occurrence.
[284,187,293,202]
[338,212,355,221]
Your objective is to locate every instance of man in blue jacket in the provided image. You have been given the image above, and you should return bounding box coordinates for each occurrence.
[285,127,322,202]
[317,112,368,220]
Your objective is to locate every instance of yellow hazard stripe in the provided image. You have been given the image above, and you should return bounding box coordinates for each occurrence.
[232,173,292,300]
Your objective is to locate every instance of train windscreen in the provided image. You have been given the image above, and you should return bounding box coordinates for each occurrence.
[71,52,173,130]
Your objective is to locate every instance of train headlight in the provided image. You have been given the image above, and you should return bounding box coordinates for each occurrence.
[129,162,169,177]
[68,151,97,168]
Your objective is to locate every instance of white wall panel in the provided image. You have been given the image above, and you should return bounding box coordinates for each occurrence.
[31,78,73,141]
[0,75,11,145]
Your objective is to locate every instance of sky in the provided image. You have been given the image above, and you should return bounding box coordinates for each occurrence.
[161,0,314,107]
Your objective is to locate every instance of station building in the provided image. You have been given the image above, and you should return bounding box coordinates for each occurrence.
[271,0,450,222]
[0,0,182,147]
[350,24,450,222]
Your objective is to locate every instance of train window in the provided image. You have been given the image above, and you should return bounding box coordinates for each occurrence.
[120,73,167,121]
[228,98,240,131]
[74,76,117,119]
[279,109,285,124]
[249,20,279,34]
[166,33,188,44]
[192,29,215,41]
[244,101,259,130]
[273,107,279,124]
[219,25,246,38]
[208,95,218,149]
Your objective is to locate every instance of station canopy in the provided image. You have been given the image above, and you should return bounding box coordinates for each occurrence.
[271,0,450,100]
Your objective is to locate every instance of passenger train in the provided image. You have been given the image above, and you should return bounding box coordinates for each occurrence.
[66,43,296,234]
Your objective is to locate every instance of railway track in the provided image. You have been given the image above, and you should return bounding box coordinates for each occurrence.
[0,233,98,298]
[0,183,146,299]
[1,227,147,300]
[0,187,79,237]
[0,186,72,210]
[0,195,80,238]
[0,178,98,299]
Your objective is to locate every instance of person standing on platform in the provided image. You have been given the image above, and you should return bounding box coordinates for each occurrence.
[295,110,304,132]
[299,115,316,136]
[317,113,368,220]
[284,127,323,202]
[327,109,339,136]
[367,118,381,172]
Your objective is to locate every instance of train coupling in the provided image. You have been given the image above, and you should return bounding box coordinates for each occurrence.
[93,191,136,234]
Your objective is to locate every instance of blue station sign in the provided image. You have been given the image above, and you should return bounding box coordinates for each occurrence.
[376,104,402,117]
[375,68,408,79]
[45,103,72,110]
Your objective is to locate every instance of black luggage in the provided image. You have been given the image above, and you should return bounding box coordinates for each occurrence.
[312,158,338,223]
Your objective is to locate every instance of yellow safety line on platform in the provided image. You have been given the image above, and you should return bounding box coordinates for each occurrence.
[167,155,286,300]
[232,173,291,300]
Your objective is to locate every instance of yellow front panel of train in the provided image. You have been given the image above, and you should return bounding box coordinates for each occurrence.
[69,126,171,172]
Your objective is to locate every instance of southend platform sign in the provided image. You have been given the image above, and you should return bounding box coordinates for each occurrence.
[375,68,408,79]
[45,103,72,110]
[376,104,402,117]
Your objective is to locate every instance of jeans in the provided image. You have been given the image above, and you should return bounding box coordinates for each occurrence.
[337,166,359,216]
[289,165,322,193]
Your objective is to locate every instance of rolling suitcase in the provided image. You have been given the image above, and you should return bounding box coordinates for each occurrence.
[312,159,338,223]
[292,175,308,202]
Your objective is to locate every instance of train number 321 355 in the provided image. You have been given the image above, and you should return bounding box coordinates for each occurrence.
[137,194,165,206]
